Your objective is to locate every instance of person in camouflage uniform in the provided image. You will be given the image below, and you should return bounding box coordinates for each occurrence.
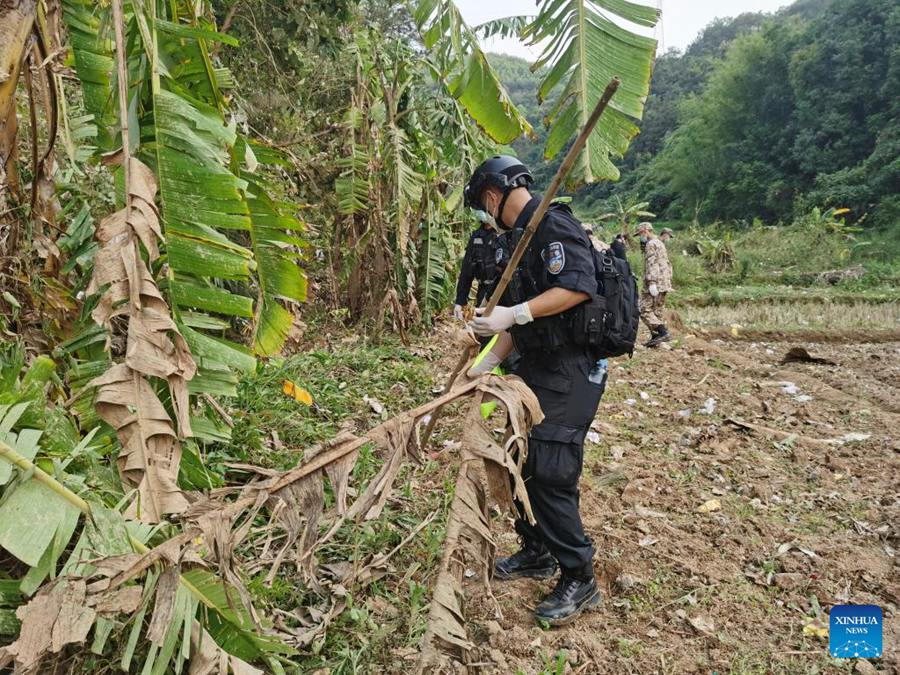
[635,223,674,347]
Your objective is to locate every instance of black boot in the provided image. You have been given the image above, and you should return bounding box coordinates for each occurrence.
[642,326,661,347]
[646,325,671,348]
[494,540,558,581]
[534,566,601,626]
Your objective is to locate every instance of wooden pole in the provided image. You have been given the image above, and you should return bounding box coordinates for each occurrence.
[422,78,620,446]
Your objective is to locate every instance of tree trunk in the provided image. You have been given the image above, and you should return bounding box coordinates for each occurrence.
[0,0,36,249]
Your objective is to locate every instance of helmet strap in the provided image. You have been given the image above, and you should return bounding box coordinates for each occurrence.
[497,186,513,229]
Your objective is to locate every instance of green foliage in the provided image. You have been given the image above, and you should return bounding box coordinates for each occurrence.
[331,24,493,322]
[643,0,900,225]
[523,0,660,186]
[0,349,295,672]
[61,0,308,363]
[413,0,533,144]
[597,195,655,233]
[660,214,900,301]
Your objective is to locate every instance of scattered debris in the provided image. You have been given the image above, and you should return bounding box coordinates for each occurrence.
[802,619,828,638]
[283,380,313,405]
[699,398,716,415]
[781,346,837,365]
[777,381,799,395]
[688,614,716,636]
[697,499,722,513]
[777,542,817,558]
[363,395,385,415]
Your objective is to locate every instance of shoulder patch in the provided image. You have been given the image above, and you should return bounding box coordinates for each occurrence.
[545,241,565,275]
[495,247,504,264]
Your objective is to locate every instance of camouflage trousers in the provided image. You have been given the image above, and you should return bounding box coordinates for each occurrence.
[639,289,667,330]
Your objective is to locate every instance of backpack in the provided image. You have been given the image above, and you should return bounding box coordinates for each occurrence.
[594,248,640,357]
[572,247,640,358]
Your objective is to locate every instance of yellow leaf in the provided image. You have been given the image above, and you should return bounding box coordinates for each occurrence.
[730,324,741,337]
[832,208,850,216]
[803,621,828,638]
[282,380,313,406]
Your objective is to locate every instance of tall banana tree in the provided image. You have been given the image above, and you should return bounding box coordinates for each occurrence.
[61,0,307,368]
[414,0,660,187]
[0,1,35,223]
[412,0,533,145]
[334,26,493,324]
[1,0,305,669]
[598,195,656,234]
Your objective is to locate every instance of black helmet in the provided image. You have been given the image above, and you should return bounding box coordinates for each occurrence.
[463,155,533,210]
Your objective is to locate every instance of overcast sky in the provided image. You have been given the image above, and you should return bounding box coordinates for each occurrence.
[455,0,793,59]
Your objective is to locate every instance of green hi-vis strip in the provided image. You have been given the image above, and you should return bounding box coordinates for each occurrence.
[472,335,503,419]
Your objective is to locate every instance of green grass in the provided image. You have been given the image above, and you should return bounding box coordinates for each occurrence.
[625,219,900,332]
[637,220,900,300]
[221,337,434,470]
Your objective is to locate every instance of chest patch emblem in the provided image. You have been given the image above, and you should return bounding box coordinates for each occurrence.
[546,241,565,275]
[473,237,483,245]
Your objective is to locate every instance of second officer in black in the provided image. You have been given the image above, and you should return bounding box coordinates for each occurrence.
[453,213,498,321]
[464,155,606,626]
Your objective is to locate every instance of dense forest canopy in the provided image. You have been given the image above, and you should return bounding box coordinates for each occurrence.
[498,0,899,227]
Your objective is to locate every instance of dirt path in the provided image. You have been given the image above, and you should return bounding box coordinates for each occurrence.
[454,331,899,674]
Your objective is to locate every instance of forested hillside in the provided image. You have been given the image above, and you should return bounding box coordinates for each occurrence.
[497,0,899,227]
[1,0,898,672]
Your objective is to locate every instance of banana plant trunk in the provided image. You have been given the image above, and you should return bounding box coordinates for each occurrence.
[0,0,36,249]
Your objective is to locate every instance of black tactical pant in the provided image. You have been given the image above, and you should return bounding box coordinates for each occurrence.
[513,348,605,571]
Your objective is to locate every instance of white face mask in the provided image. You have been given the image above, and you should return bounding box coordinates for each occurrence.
[473,209,496,228]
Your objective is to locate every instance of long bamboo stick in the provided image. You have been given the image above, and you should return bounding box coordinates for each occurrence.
[421,78,621,446]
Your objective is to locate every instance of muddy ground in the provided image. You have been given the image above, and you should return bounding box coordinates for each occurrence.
[443,328,900,674]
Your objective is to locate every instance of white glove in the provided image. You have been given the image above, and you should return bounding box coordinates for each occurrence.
[453,304,464,321]
[648,283,659,297]
[467,350,503,378]
[469,303,532,337]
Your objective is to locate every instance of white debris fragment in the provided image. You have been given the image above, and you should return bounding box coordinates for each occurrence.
[777,381,799,395]
[699,398,716,415]
[639,391,650,400]
[794,395,813,402]
[586,431,601,445]
[678,409,692,418]
[625,398,637,406]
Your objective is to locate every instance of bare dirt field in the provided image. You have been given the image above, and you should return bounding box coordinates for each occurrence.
[457,329,900,674]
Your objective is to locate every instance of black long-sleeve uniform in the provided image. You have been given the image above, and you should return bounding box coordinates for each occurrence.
[454,226,498,307]
[499,196,606,573]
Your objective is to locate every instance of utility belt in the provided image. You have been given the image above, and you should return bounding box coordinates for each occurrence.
[510,301,607,356]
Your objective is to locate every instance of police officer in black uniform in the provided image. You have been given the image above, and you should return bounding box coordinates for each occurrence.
[464,155,606,626]
[453,215,498,321]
